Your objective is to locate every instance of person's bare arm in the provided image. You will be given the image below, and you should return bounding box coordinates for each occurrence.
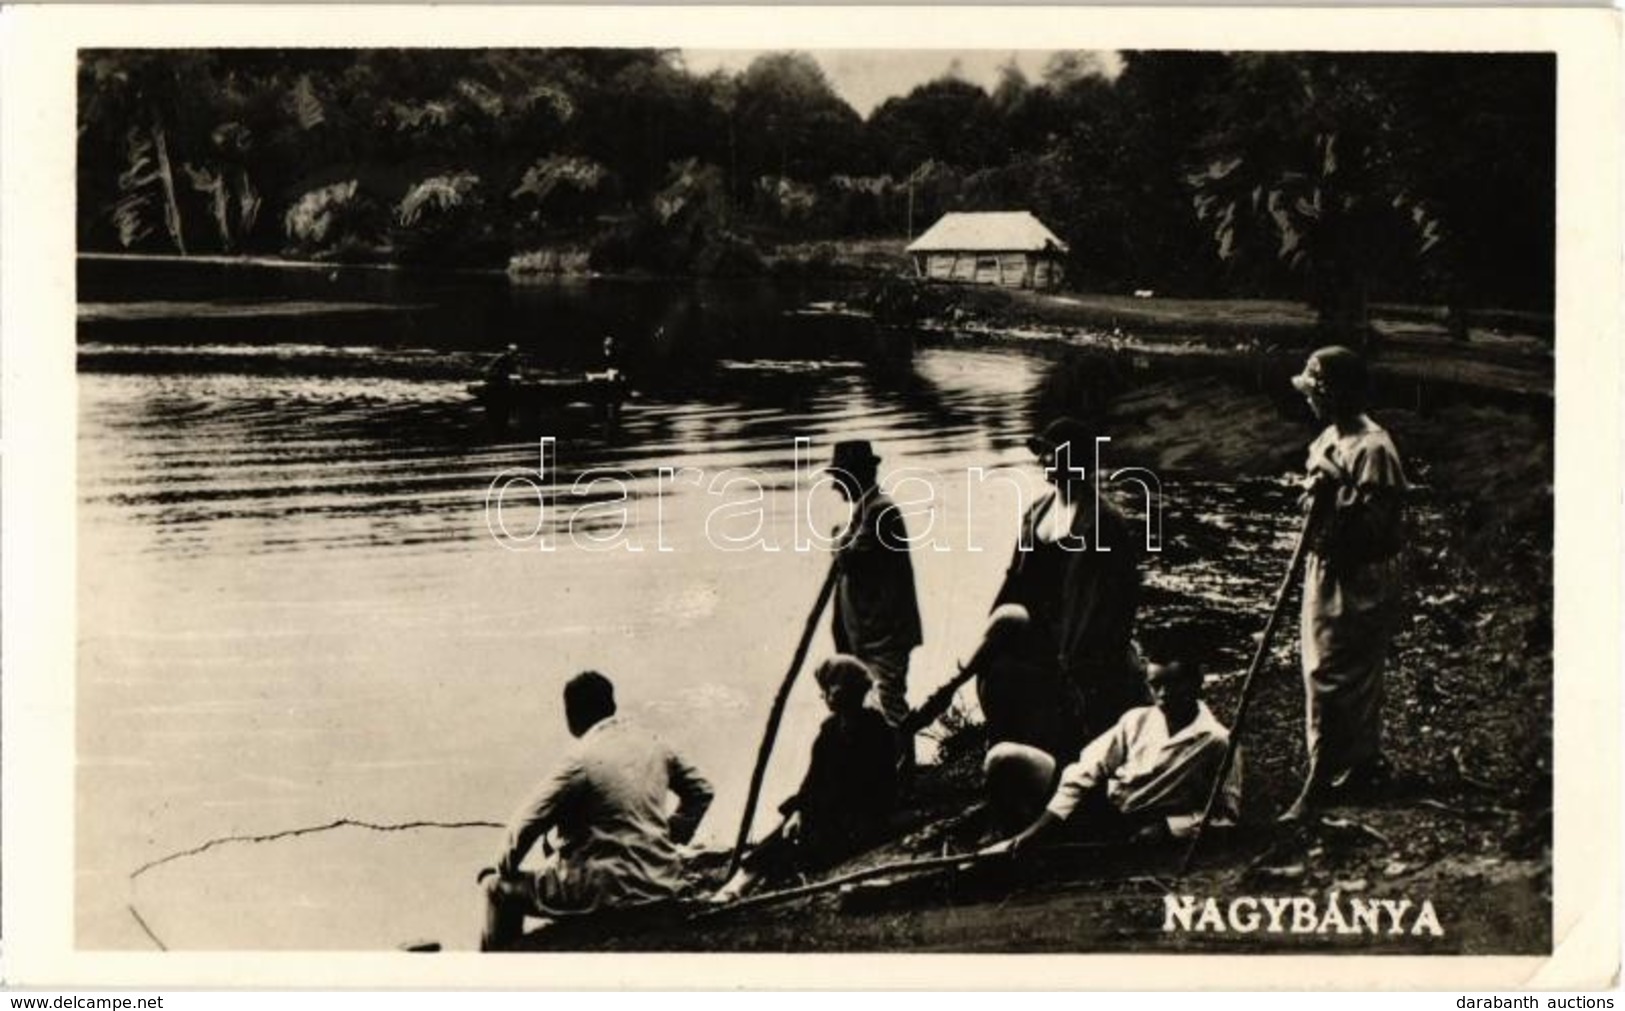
[480,760,578,881]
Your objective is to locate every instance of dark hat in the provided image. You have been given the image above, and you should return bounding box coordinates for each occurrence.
[1026,416,1094,457]
[1291,345,1368,403]
[825,439,881,474]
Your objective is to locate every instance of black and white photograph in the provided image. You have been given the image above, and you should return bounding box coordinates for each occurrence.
[3,4,1619,990]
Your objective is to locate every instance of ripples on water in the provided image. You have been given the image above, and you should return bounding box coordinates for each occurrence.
[77,267,1308,950]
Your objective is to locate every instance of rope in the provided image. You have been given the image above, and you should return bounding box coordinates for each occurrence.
[126,816,503,950]
[130,817,502,880]
[126,904,168,952]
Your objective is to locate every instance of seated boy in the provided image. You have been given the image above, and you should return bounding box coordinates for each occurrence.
[713,655,898,901]
[982,657,1241,855]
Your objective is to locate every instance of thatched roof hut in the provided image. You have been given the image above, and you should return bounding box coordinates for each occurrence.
[905,211,1069,289]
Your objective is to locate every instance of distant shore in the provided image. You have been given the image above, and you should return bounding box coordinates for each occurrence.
[78,251,1553,402]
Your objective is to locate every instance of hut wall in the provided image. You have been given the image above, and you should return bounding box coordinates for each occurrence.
[919,251,1065,289]
[924,253,957,280]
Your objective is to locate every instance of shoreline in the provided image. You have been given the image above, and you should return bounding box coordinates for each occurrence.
[79,253,1553,405]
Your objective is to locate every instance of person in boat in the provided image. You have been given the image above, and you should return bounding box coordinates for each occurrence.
[477,670,714,950]
[588,333,624,385]
[982,656,1241,854]
[826,440,923,771]
[484,343,521,386]
[976,416,1146,764]
[711,655,898,902]
[1281,346,1408,821]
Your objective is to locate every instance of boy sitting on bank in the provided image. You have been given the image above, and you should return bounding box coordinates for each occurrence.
[981,656,1241,855]
[713,655,898,901]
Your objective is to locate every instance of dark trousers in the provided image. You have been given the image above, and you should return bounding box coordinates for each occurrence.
[1063,782,1163,841]
[977,642,1148,765]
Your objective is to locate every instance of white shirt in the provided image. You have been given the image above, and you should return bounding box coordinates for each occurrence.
[1047,701,1241,837]
[497,716,713,911]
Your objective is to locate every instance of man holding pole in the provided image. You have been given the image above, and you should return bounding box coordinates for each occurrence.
[1282,346,1408,821]
[826,440,923,771]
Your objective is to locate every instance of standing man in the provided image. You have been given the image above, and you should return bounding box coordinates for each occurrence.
[477,671,714,950]
[826,440,923,771]
[1282,346,1407,821]
[978,416,1146,764]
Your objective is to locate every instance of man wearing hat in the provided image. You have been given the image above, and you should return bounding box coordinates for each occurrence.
[1283,345,1408,820]
[826,439,923,771]
[977,416,1147,763]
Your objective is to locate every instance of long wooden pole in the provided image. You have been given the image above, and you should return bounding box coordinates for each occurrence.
[901,603,1030,737]
[1179,497,1328,875]
[726,555,841,879]
[900,664,977,738]
[697,841,1115,922]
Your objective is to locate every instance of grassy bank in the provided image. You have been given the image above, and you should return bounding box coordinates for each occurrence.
[856,281,1554,406]
[864,279,1551,350]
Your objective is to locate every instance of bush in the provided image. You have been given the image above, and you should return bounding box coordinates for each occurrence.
[507,246,593,278]
[692,230,766,277]
[390,171,505,265]
[586,220,644,274]
[282,180,388,259]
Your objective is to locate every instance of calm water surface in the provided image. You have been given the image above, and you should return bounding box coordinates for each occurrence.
[78,260,1295,949]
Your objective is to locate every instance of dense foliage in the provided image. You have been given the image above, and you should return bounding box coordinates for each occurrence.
[78,49,1554,317]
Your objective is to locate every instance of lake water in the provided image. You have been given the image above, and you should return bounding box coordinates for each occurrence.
[77,258,1299,950]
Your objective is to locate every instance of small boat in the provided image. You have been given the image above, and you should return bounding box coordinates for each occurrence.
[469,368,628,428]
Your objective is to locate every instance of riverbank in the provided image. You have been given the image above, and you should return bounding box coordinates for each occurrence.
[857,281,1553,399]
[516,308,1553,954]
[870,279,1552,342]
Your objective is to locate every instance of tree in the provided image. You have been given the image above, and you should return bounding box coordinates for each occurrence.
[1189,55,1430,344]
[1380,53,1556,325]
[1109,51,1231,296]
[73,47,1553,305]
[733,52,864,184]
[510,155,614,233]
[79,52,219,254]
[866,77,1002,176]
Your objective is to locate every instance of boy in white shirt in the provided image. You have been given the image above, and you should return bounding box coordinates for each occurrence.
[983,657,1241,854]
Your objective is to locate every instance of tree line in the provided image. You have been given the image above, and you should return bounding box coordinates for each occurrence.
[78,48,1554,325]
